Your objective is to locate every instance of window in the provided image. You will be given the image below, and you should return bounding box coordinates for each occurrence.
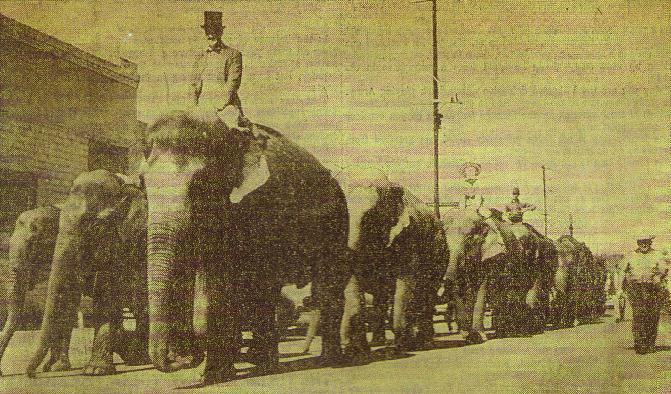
[88,140,129,174]
[0,170,37,233]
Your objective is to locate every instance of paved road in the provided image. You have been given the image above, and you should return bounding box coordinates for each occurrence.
[1,312,670,393]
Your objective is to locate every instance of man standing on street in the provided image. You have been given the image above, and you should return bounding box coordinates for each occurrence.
[623,235,669,354]
[192,11,249,129]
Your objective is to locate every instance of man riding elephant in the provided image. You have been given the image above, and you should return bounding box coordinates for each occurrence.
[191,11,250,130]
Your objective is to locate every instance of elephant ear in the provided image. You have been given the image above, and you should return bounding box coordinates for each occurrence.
[345,186,380,249]
[387,203,411,247]
[229,133,271,204]
[481,219,506,261]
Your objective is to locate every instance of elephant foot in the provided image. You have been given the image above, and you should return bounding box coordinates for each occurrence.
[414,338,435,351]
[243,346,279,367]
[83,360,116,376]
[252,360,279,376]
[170,354,204,370]
[119,338,152,366]
[200,366,237,386]
[342,344,371,366]
[124,352,152,367]
[464,330,488,345]
[44,358,72,373]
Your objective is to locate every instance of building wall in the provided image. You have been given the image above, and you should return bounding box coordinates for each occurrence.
[0,34,140,245]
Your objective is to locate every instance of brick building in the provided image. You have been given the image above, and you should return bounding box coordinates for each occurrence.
[0,14,143,326]
[0,13,143,247]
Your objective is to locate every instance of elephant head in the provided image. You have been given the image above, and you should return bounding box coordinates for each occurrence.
[139,112,271,372]
[0,206,60,373]
[442,210,507,285]
[555,235,582,294]
[26,169,148,373]
[335,167,405,252]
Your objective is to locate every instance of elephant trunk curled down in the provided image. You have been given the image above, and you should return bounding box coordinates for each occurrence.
[141,112,351,385]
[0,206,60,375]
[25,170,150,377]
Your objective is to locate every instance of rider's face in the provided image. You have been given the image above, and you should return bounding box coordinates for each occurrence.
[204,29,222,47]
[637,241,652,251]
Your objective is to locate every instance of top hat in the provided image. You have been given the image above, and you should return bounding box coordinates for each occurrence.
[202,11,224,32]
[636,234,655,242]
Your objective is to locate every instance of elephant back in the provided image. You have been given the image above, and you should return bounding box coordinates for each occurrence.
[220,124,349,286]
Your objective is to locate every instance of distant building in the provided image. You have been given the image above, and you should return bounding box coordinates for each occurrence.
[0,13,143,248]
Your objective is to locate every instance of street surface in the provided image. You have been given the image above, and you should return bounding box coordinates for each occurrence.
[1,311,670,393]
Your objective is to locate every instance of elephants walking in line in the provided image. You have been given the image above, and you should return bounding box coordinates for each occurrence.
[140,112,353,385]
[24,170,150,377]
[335,166,448,358]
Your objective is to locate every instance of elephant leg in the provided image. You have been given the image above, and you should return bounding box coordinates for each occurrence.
[369,292,389,346]
[301,309,320,354]
[0,285,26,376]
[340,275,370,363]
[43,325,73,372]
[42,310,74,373]
[83,273,122,376]
[246,285,279,374]
[467,277,488,343]
[312,252,346,366]
[201,270,238,386]
[392,276,417,352]
[412,286,437,350]
[120,260,151,367]
[164,268,205,371]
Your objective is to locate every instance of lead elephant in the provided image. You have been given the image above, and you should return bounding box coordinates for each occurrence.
[140,112,352,385]
[443,209,549,343]
[25,170,150,377]
[335,167,448,357]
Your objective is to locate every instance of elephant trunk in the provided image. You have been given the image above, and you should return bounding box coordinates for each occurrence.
[0,239,29,372]
[26,217,82,376]
[146,222,181,373]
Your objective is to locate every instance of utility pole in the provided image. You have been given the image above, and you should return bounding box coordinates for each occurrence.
[432,0,443,219]
[542,165,548,236]
[413,0,443,219]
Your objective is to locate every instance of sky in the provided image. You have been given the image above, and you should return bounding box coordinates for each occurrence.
[1,0,669,254]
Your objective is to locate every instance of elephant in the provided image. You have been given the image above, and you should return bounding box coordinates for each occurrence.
[0,206,60,376]
[574,245,605,324]
[334,166,449,357]
[25,169,151,377]
[521,228,558,334]
[552,235,595,328]
[139,112,352,385]
[442,209,551,343]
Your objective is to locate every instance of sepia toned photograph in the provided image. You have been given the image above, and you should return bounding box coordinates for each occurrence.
[0,1,669,392]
